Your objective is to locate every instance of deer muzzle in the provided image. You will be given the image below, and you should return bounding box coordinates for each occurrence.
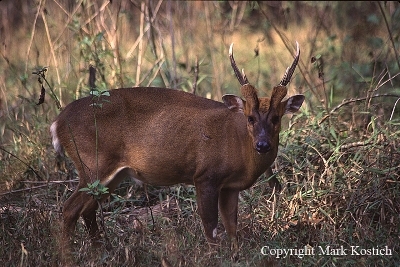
[255,140,271,154]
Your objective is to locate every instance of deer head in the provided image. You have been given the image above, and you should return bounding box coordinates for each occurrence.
[223,42,304,154]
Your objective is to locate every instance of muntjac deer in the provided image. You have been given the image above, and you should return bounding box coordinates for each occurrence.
[51,42,304,258]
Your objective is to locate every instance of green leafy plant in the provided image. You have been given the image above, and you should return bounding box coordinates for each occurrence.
[90,89,110,108]
[79,180,109,200]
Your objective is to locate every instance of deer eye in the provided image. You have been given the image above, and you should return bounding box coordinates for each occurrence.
[248,116,255,124]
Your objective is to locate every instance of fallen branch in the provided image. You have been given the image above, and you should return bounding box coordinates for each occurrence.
[339,141,373,151]
[319,93,400,124]
[0,179,78,196]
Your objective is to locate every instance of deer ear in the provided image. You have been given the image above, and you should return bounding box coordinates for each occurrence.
[284,94,305,114]
[222,94,244,113]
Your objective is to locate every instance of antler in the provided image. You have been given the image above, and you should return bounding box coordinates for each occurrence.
[229,43,258,114]
[229,43,249,86]
[271,42,300,108]
[279,41,300,86]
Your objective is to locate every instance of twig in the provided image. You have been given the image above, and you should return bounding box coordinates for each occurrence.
[32,67,62,110]
[167,0,177,88]
[41,5,62,105]
[331,94,400,113]
[147,1,159,58]
[0,146,42,180]
[135,1,145,86]
[52,0,84,45]
[126,0,163,58]
[390,97,400,121]
[339,141,373,151]
[160,43,172,87]
[0,179,78,196]
[66,122,93,182]
[378,2,400,71]
[21,179,79,184]
[25,0,43,75]
[257,2,316,98]
[144,184,156,231]
[192,56,199,95]
[89,65,96,91]
[97,199,111,248]
[229,1,238,32]
[140,57,164,86]
[319,93,400,124]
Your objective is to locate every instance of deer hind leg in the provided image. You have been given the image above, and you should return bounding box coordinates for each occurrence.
[61,165,133,266]
[60,185,100,266]
[81,198,100,242]
[218,188,239,258]
[63,166,132,242]
[61,186,98,264]
[63,188,100,241]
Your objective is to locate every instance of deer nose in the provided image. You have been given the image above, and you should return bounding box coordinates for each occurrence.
[256,141,270,153]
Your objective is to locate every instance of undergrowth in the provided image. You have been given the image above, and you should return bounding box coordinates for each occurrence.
[1,106,399,266]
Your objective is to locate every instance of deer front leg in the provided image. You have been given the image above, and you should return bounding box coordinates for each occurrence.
[195,182,219,246]
[218,188,239,257]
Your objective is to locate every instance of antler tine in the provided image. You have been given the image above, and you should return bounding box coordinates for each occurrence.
[229,43,248,86]
[241,69,249,84]
[279,41,300,86]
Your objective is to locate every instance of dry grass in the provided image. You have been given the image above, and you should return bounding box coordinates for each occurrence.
[1,117,399,266]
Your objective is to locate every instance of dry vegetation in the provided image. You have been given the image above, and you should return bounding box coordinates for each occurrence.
[0,1,399,266]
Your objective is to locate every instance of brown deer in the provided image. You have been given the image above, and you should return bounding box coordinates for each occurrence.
[50,42,304,257]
